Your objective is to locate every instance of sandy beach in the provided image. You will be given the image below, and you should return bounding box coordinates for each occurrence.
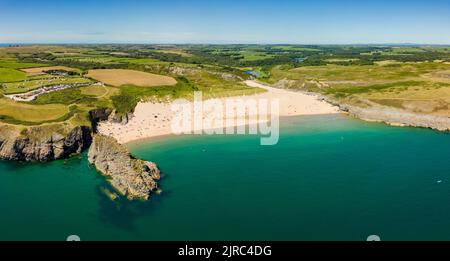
[97,80,340,143]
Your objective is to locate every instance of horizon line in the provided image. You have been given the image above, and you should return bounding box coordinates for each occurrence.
[2,42,450,46]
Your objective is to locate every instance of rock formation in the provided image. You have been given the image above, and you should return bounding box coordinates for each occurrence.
[89,108,113,132]
[0,124,91,161]
[88,134,160,200]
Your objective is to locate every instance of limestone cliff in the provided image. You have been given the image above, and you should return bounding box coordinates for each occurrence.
[89,108,113,132]
[345,104,450,131]
[0,124,92,162]
[89,107,133,128]
[88,134,160,200]
[323,96,450,131]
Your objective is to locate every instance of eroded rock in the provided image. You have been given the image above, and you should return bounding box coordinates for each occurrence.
[88,134,160,200]
[0,125,91,162]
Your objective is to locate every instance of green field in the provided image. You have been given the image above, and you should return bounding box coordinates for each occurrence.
[0,59,46,69]
[0,98,70,124]
[0,68,27,82]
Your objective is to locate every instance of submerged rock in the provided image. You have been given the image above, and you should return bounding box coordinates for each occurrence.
[88,134,160,201]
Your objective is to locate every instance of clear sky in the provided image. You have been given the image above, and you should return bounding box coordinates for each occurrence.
[1,0,450,44]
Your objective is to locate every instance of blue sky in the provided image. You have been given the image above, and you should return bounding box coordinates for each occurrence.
[1,0,450,44]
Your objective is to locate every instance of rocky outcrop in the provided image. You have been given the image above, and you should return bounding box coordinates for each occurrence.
[88,134,160,200]
[168,66,199,76]
[0,125,92,162]
[89,107,133,126]
[342,104,450,131]
[315,93,450,131]
[111,112,134,125]
[89,108,113,132]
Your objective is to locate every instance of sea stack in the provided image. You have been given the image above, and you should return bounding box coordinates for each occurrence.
[88,134,160,200]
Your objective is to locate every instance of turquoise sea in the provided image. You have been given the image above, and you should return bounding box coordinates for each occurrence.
[1,114,450,241]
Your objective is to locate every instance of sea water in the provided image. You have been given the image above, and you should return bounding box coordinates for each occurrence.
[1,114,450,241]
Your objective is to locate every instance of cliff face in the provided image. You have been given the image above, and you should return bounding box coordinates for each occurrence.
[89,108,133,129]
[89,108,113,132]
[0,125,92,162]
[88,134,160,200]
[1,108,161,201]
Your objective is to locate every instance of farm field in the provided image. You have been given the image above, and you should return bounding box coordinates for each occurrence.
[0,59,46,69]
[0,68,27,82]
[86,69,177,87]
[21,66,80,75]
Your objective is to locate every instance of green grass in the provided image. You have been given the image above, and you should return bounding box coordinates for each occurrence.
[0,59,47,69]
[56,56,156,65]
[0,68,27,82]
[33,85,116,110]
[118,58,159,64]
[325,81,424,96]
[267,62,450,86]
[111,77,197,114]
[239,51,275,61]
[80,85,119,98]
[33,88,95,105]
[0,98,71,125]
[0,105,82,126]
[111,74,265,115]
[272,46,321,52]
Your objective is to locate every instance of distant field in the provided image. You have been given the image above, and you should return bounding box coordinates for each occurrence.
[118,58,159,64]
[0,98,69,123]
[271,46,321,52]
[325,58,360,63]
[0,45,83,58]
[240,51,274,61]
[268,62,450,86]
[0,68,27,82]
[56,56,161,65]
[86,69,177,87]
[421,70,450,83]
[154,49,192,57]
[0,59,46,69]
[21,66,80,75]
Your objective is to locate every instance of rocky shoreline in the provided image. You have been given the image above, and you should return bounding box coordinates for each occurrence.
[270,79,450,132]
[348,105,450,131]
[0,108,161,201]
[324,98,450,132]
[0,125,92,161]
[2,82,448,201]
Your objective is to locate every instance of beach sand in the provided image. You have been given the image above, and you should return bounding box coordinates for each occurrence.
[97,80,340,143]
